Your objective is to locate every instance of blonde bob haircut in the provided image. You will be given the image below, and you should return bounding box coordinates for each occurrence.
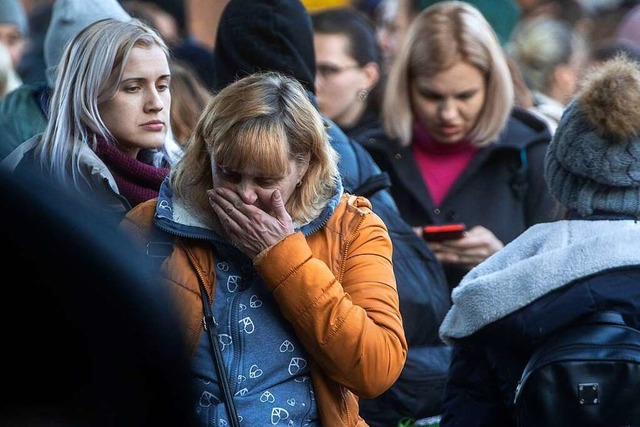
[383,1,514,147]
[171,72,341,225]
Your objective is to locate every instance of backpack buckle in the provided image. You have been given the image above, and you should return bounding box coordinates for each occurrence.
[578,383,599,405]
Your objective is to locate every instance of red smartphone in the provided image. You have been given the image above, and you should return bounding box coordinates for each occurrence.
[423,223,466,242]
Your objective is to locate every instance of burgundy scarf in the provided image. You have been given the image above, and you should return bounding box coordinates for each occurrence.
[94,137,169,207]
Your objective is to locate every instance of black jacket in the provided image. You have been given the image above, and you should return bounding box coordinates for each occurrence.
[361,108,559,289]
[437,215,640,427]
[211,0,452,423]
[441,267,640,426]
[441,267,640,427]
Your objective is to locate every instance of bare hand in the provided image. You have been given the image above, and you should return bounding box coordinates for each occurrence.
[425,225,504,270]
[207,187,295,259]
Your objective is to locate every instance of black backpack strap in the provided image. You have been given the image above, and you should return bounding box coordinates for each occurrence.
[581,310,626,326]
[144,226,240,426]
[352,172,392,198]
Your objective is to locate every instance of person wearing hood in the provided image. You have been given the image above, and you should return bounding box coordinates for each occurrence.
[0,0,182,165]
[0,0,28,74]
[438,54,640,426]
[0,0,130,161]
[119,71,408,427]
[1,18,173,223]
[211,0,452,424]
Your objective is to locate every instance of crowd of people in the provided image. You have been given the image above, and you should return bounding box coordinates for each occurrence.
[2,0,640,426]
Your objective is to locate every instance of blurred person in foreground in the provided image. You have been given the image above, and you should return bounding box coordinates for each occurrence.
[0,163,196,427]
[119,71,408,427]
[439,54,640,426]
[1,18,172,222]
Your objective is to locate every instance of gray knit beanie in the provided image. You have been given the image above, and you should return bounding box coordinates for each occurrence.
[0,0,28,36]
[544,54,640,217]
[44,0,131,87]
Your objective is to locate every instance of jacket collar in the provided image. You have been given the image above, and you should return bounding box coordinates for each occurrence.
[439,219,640,343]
[153,176,343,241]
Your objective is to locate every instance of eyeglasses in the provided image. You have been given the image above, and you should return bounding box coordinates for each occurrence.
[316,63,361,78]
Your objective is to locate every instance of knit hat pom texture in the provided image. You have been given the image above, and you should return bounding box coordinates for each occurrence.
[544,55,640,216]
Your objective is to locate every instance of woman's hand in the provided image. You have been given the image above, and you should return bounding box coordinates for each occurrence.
[207,187,295,259]
[425,225,504,270]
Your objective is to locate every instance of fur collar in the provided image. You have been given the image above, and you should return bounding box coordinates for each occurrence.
[439,220,640,343]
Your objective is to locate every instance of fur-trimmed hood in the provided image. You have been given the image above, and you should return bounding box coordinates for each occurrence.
[439,219,640,344]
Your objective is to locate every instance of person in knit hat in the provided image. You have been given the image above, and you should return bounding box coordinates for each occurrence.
[0,0,28,70]
[0,0,132,161]
[437,54,640,427]
[1,18,173,223]
[43,0,131,87]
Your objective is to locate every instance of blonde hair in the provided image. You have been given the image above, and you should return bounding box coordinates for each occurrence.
[383,1,513,147]
[36,18,169,189]
[171,72,340,224]
[507,16,587,94]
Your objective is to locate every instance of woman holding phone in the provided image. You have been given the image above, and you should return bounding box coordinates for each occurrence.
[361,1,558,290]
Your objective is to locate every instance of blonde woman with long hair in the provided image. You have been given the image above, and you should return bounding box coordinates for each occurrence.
[2,18,173,221]
[362,1,558,290]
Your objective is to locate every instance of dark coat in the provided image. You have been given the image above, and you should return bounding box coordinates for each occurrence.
[342,107,384,143]
[1,166,197,427]
[360,107,559,289]
[440,267,640,427]
[210,1,452,422]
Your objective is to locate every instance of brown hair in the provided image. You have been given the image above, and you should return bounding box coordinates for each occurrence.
[171,72,340,225]
[169,60,211,145]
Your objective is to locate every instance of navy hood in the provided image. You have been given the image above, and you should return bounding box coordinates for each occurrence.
[212,0,315,94]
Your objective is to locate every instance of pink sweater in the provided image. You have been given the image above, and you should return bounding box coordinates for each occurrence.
[411,121,478,207]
